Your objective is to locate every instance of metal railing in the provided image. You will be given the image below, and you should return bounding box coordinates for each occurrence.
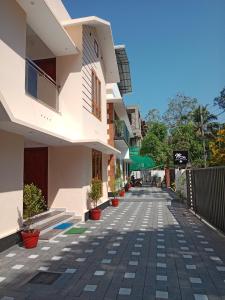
[25,58,59,111]
[187,167,225,233]
[114,119,130,146]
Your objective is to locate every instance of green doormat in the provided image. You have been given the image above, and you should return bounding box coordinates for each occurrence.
[65,227,87,234]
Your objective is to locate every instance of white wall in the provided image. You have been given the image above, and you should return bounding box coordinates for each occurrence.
[151,170,165,181]
[0,2,109,144]
[44,0,71,21]
[0,130,24,238]
[48,146,109,219]
[81,25,108,143]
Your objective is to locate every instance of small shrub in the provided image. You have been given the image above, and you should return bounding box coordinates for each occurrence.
[89,178,102,208]
[23,183,47,229]
[110,178,120,199]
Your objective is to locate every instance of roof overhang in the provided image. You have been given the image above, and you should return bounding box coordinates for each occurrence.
[115,45,132,95]
[17,0,78,56]
[71,139,120,155]
[62,16,120,83]
[106,83,122,103]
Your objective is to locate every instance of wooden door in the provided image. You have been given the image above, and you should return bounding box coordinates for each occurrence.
[24,147,48,204]
[34,58,56,81]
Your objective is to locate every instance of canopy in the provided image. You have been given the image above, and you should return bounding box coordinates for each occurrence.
[129,147,156,171]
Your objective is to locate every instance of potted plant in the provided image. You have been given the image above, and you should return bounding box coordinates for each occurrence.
[21,183,46,249]
[89,178,102,220]
[127,177,132,189]
[110,178,120,207]
[119,188,125,197]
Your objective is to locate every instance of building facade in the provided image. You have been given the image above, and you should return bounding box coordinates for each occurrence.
[106,45,133,191]
[0,0,122,240]
[127,105,143,147]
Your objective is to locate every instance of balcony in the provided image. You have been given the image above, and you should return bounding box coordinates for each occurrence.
[114,119,130,146]
[25,58,59,111]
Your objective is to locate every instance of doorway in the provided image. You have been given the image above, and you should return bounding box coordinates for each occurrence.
[24,147,48,206]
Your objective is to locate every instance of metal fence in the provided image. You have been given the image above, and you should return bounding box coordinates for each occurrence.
[187,167,225,233]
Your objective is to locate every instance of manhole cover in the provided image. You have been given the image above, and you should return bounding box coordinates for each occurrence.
[28,272,61,285]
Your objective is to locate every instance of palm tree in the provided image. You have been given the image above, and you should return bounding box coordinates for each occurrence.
[190,105,218,137]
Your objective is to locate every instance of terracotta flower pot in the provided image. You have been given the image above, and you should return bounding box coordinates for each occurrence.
[112,198,119,207]
[119,190,125,197]
[21,229,40,249]
[90,208,101,220]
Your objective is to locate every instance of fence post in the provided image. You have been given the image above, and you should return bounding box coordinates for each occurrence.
[186,169,194,210]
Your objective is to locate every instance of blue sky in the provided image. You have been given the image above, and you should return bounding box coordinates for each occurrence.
[63,0,225,119]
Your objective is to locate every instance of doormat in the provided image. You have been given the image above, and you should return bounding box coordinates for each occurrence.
[65,227,87,234]
[28,272,61,285]
[53,222,73,230]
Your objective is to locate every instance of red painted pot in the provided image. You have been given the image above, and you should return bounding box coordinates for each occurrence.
[90,208,101,220]
[119,190,125,197]
[112,198,119,207]
[21,229,40,249]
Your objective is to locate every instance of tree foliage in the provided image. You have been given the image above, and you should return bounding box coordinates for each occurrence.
[209,129,225,166]
[142,91,224,168]
[163,94,198,128]
[145,109,161,124]
[214,87,225,110]
[140,122,170,166]
[170,123,204,167]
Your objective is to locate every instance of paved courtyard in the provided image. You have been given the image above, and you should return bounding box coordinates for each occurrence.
[1,187,225,299]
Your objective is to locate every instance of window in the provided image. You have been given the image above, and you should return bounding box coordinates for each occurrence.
[94,39,99,57]
[92,149,102,180]
[92,70,101,120]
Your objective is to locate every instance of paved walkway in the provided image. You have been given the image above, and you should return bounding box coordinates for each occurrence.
[1,187,225,299]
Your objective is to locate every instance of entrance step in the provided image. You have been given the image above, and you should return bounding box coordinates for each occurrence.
[37,213,75,233]
[40,218,81,240]
[24,209,82,241]
[24,210,65,227]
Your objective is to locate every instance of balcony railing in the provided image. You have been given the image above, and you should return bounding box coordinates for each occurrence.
[25,58,59,111]
[114,119,130,146]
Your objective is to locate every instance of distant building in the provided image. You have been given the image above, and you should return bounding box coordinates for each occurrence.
[126,105,143,147]
[141,120,148,137]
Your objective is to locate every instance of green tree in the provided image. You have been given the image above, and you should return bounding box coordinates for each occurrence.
[140,122,171,166]
[170,123,204,167]
[145,109,161,125]
[190,105,218,137]
[214,87,225,110]
[163,93,198,128]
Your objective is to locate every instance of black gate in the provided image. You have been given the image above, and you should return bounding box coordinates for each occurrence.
[187,167,225,233]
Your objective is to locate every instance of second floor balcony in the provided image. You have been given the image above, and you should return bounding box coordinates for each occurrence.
[25,58,59,111]
[114,119,130,146]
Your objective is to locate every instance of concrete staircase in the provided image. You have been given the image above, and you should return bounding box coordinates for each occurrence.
[25,209,82,240]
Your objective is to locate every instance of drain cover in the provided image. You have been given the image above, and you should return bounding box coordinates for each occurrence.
[28,272,61,285]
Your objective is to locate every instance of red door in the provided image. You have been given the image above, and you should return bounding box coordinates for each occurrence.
[34,58,56,81]
[24,147,48,204]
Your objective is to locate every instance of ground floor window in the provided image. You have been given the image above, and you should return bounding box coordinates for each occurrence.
[92,149,102,180]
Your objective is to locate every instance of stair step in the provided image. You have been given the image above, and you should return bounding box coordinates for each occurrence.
[23,210,66,228]
[40,218,81,240]
[37,214,74,232]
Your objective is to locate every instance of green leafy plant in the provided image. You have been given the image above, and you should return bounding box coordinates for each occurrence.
[110,178,120,199]
[23,183,47,231]
[89,178,102,208]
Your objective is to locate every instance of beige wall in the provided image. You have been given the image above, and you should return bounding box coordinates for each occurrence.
[0,130,24,238]
[81,25,108,143]
[45,0,71,21]
[0,2,109,144]
[48,146,109,219]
